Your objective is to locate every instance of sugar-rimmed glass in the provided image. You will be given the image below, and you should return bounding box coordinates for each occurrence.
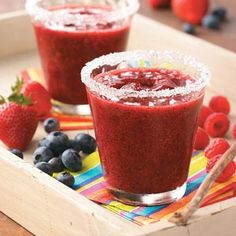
[26,0,139,115]
[81,50,210,206]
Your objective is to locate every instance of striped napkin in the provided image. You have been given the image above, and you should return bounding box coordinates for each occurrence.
[54,151,236,226]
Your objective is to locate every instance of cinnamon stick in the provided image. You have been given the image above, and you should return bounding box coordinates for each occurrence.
[169,142,236,226]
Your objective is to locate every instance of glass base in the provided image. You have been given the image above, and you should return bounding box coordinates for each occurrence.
[109,182,186,206]
[52,100,91,116]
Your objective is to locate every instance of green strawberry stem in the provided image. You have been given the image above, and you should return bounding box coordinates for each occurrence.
[11,77,23,94]
[0,95,6,104]
[0,77,32,106]
[8,93,32,105]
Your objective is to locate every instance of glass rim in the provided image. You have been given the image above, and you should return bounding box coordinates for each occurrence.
[81,50,211,100]
[25,0,140,24]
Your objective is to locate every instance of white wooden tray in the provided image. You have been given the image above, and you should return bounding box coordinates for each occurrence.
[0,10,236,236]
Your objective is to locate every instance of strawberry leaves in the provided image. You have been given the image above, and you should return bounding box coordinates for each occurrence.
[0,77,32,106]
[11,77,23,94]
[0,96,6,105]
[8,93,32,105]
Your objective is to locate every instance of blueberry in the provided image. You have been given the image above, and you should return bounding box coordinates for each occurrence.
[32,146,54,164]
[68,139,81,152]
[38,138,50,148]
[46,131,69,156]
[57,171,75,187]
[212,6,227,21]
[9,148,23,159]
[43,117,60,134]
[182,23,196,35]
[74,133,96,154]
[202,15,220,29]
[61,149,82,172]
[35,162,53,176]
[48,157,64,173]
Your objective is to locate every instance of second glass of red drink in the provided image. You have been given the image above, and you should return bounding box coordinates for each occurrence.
[26,0,139,115]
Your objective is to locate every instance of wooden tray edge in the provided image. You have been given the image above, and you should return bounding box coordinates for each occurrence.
[0,146,145,236]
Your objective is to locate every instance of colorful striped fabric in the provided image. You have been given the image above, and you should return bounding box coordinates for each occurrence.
[21,69,94,131]
[54,151,236,226]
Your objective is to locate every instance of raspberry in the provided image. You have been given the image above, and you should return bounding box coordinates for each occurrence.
[204,138,230,159]
[232,124,236,139]
[204,113,229,137]
[209,95,230,115]
[198,105,214,127]
[206,154,236,183]
[194,127,209,150]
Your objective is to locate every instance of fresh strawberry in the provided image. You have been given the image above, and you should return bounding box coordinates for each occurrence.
[148,0,170,8]
[11,78,52,121]
[171,0,209,24]
[0,99,38,151]
[0,80,39,150]
[21,81,52,120]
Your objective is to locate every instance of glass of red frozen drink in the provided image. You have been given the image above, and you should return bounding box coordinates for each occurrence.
[26,0,139,115]
[81,50,210,206]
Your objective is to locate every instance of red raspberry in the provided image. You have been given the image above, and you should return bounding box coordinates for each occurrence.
[204,138,230,159]
[209,95,230,115]
[204,113,229,137]
[194,127,209,150]
[232,124,236,139]
[206,154,236,183]
[198,105,214,127]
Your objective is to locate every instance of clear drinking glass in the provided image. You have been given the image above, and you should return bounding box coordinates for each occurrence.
[26,0,139,115]
[81,50,210,206]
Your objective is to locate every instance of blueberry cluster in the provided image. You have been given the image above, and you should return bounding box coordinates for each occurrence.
[183,6,227,35]
[33,130,97,188]
[202,6,226,29]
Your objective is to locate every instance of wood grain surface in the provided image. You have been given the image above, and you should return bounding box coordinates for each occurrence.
[0,213,32,236]
[0,0,236,235]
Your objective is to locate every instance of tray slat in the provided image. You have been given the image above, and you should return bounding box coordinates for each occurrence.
[0,11,236,236]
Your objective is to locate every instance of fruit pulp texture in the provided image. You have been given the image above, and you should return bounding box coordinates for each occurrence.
[34,6,130,105]
[88,68,204,194]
